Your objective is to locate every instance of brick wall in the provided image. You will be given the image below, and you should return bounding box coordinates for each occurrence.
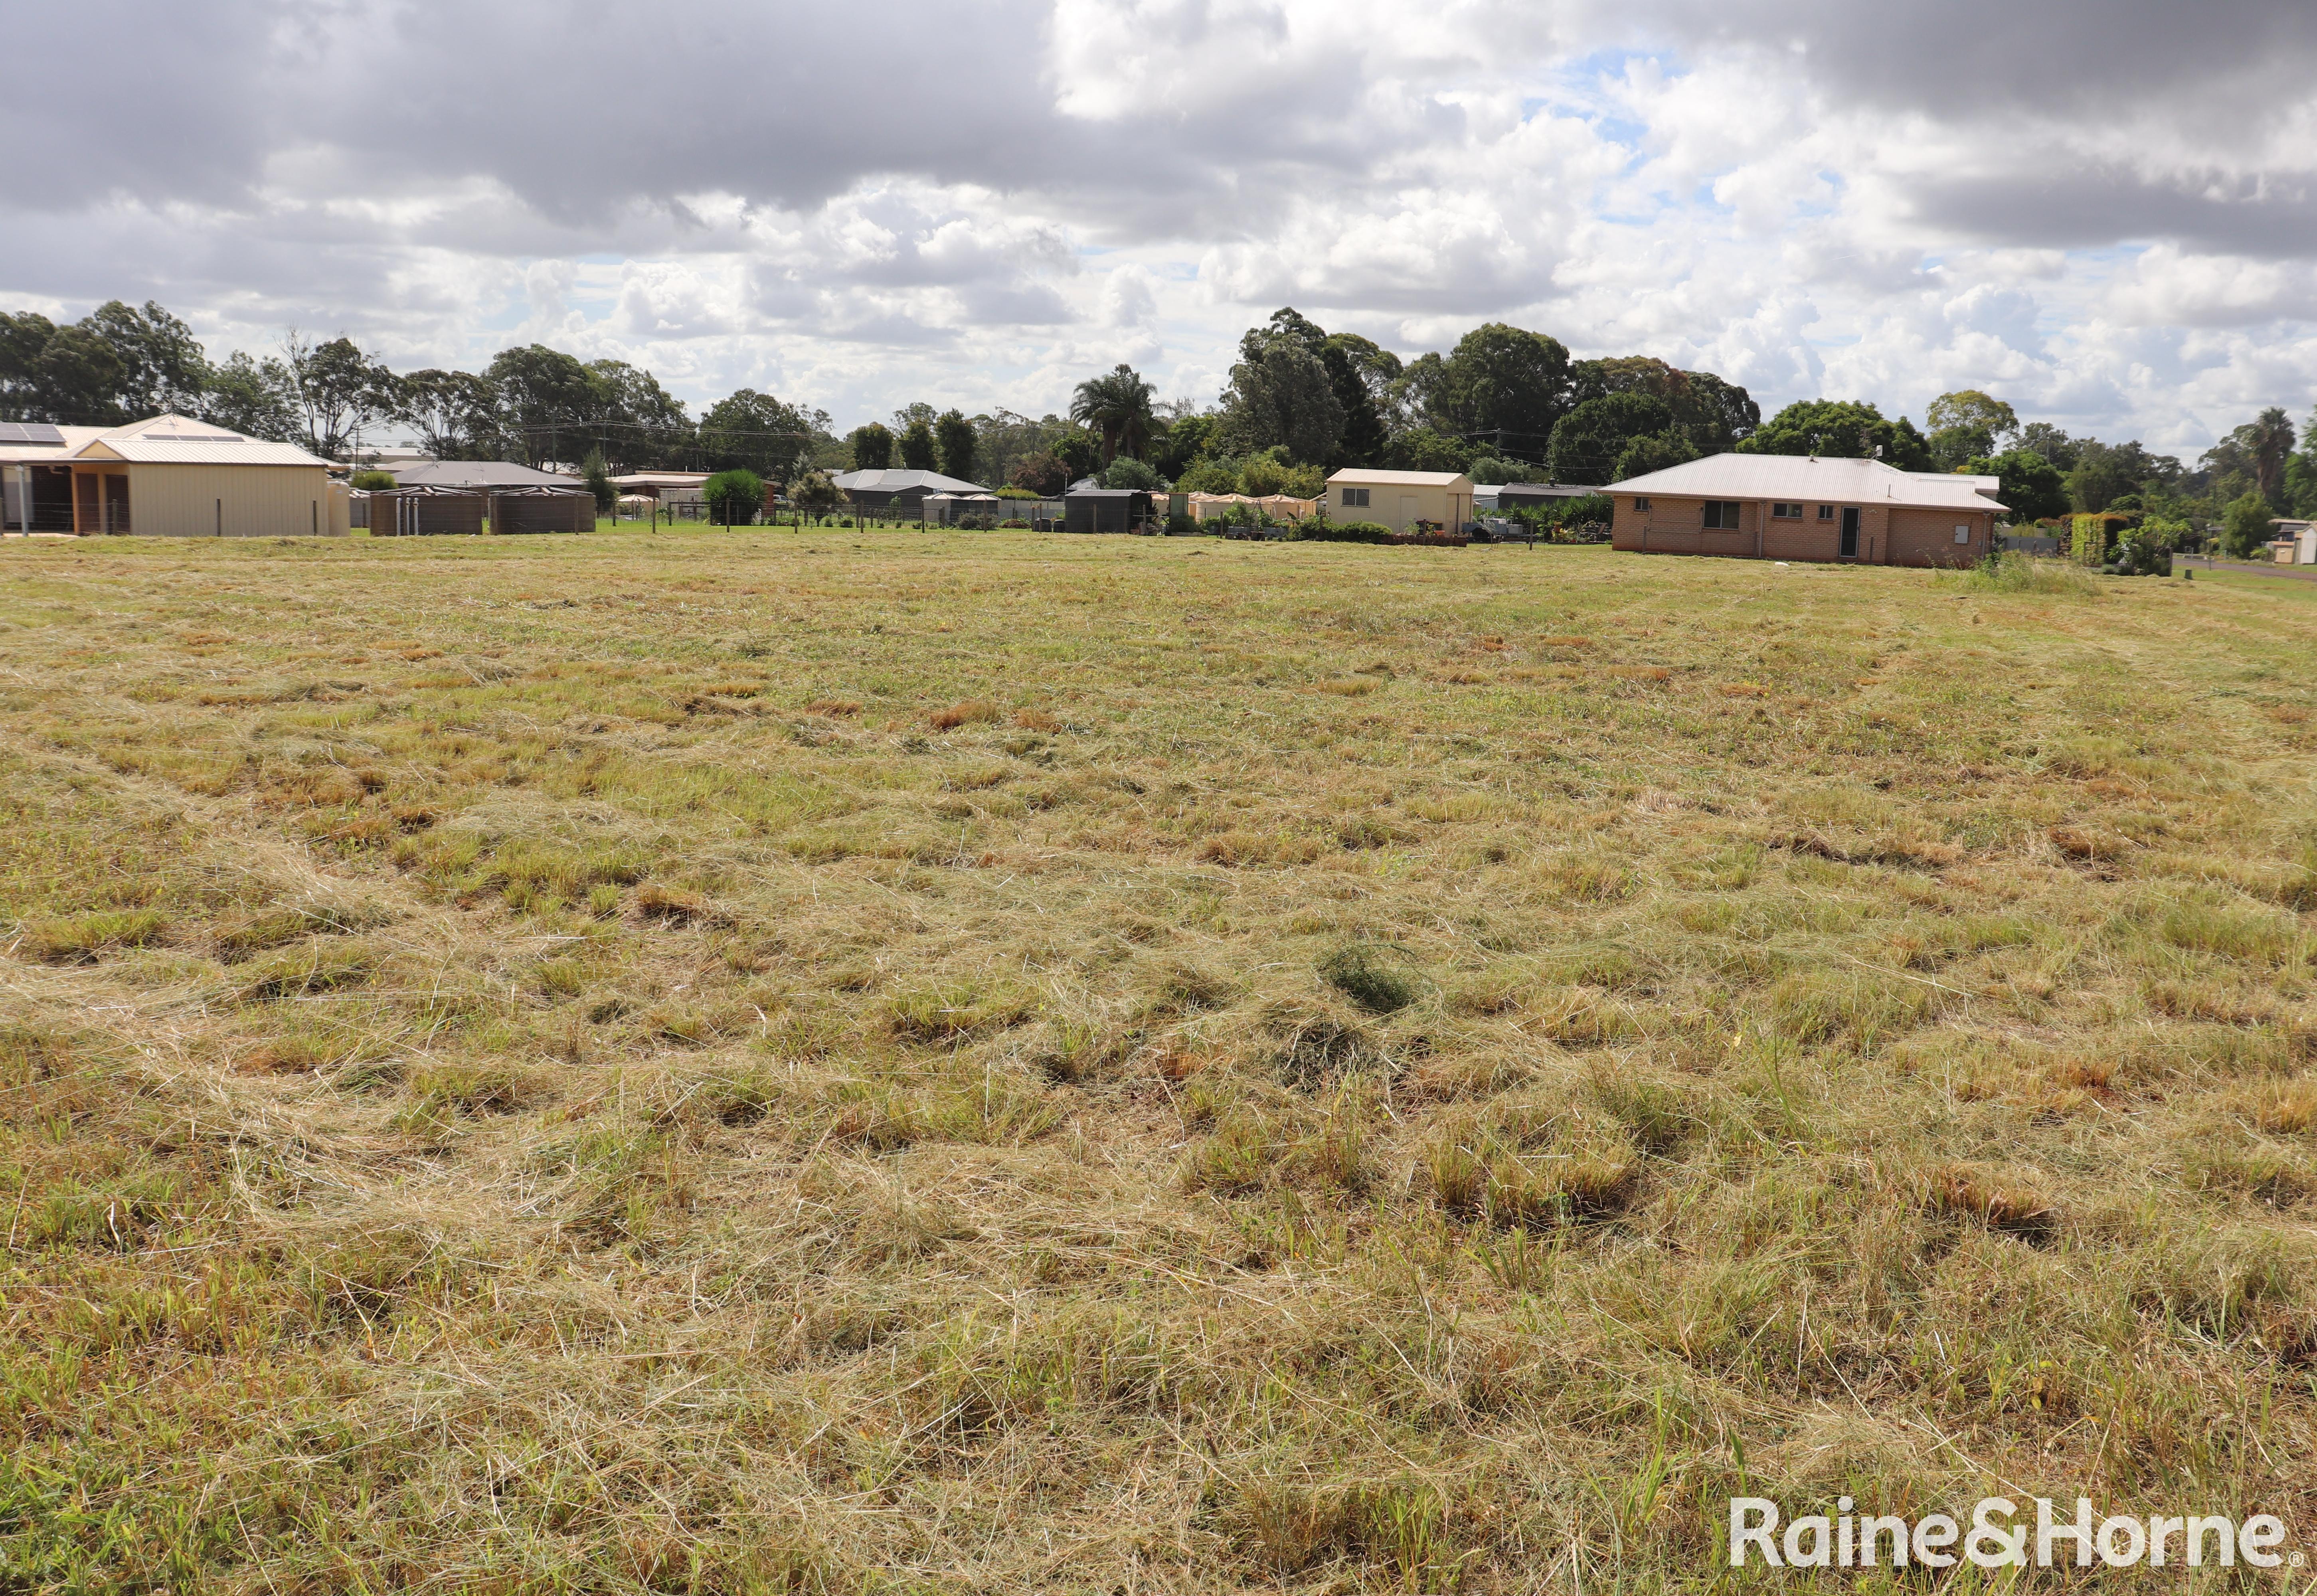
[1886,507,1991,567]
[1614,493,1993,565]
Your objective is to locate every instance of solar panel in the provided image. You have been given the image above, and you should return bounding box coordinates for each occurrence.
[0,422,65,446]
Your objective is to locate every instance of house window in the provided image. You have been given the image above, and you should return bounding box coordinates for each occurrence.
[1341,487,1370,508]
[1772,502,1802,519]
[1703,500,1742,529]
[1817,505,1835,520]
[1633,496,1651,510]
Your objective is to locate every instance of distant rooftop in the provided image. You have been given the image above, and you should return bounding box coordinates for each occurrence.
[392,460,583,490]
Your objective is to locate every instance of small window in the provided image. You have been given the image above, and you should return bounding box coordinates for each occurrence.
[1702,500,1742,529]
[1817,504,1835,521]
[1772,502,1802,519]
[1341,487,1370,508]
[1633,496,1651,510]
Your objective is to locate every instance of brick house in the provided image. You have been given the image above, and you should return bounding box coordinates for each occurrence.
[1609,454,2007,566]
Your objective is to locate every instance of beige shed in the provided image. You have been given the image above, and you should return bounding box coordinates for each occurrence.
[0,415,344,537]
[1323,468,1474,533]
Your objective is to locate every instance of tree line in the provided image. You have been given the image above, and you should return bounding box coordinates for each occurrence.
[0,301,834,484]
[5,298,2309,544]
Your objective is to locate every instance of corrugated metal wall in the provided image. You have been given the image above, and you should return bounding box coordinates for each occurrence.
[122,464,337,537]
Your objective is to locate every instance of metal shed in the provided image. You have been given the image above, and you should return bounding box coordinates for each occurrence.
[488,486,595,535]
[1063,488,1151,534]
[370,486,486,537]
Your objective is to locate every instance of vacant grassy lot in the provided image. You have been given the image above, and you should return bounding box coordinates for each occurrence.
[3,531,2315,1592]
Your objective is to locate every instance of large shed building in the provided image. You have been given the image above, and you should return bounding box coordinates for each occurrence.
[1,415,344,537]
[1609,454,2007,566]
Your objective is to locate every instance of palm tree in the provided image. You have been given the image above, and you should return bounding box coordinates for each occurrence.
[1070,364,1161,465]
[2247,406,2296,507]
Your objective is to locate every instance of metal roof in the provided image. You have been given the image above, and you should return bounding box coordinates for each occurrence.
[1497,482,1597,499]
[393,460,584,490]
[95,413,333,465]
[86,437,334,466]
[0,425,107,464]
[1609,452,2006,512]
[1326,468,1473,487]
[831,468,987,494]
[0,415,332,467]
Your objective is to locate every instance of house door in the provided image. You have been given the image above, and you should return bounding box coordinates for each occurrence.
[1839,507,1860,558]
[1398,495,1418,530]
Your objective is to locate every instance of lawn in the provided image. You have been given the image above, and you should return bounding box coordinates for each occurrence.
[2,531,2314,1592]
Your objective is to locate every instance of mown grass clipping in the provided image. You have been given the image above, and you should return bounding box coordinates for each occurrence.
[2,529,2315,1591]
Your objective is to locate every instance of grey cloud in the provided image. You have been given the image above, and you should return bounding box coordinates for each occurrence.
[1606,0,2317,259]
[1622,0,2317,120]
[953,282,1075,325]
[1904,166,2317,260]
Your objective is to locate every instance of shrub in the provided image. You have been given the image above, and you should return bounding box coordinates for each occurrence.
[1965,551,2102,594]
[349,469,397,492]
[2068,514,2109,566]
[701,468,765,526]
[2222,492,2276,560]
[2104,521,2177,577]
[789,470,842,521]
[1008,450,1070,497]
[1174,457,1240,496]
[580,447,614,511]
[1099,456,1161,491]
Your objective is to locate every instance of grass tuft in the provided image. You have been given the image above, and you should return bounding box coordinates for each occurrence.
[18,907,169,963]
[929,697,1002,729]
[1317,943,1421,1014]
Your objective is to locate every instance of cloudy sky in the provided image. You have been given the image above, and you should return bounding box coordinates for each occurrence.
[7,0,2317,455]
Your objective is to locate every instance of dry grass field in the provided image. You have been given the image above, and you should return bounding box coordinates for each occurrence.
[3,530,2316,1593]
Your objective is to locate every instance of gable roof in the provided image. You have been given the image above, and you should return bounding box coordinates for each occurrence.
[0,414,330,468]
[1326,468,1471,488]
[79,413,333,466]
[1610,452,2007,513]
[831,468,985,494]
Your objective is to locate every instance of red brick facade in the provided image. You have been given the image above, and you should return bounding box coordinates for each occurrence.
[1611,495,1994,566]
